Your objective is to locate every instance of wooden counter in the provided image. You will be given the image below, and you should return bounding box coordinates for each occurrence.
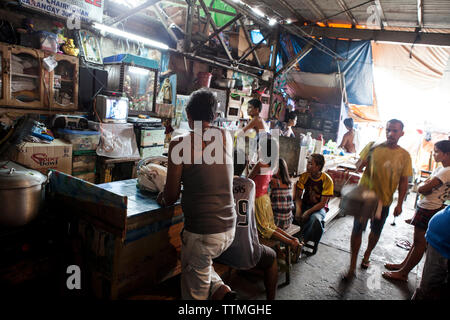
[49,171,183,299]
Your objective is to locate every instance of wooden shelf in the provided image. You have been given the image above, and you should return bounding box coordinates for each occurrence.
[0,106,83,115]
[11,73,39,79]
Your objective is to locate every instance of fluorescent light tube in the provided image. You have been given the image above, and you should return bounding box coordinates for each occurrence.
[93,22,169,50]
[251,7,265,17]
[269,18,277,26]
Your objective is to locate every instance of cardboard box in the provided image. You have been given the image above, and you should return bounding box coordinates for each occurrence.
[13,139,72,174]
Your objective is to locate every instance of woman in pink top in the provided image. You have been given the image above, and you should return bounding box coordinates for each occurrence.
[248,137,303,262]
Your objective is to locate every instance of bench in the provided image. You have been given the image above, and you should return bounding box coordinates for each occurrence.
[258,223,301,287]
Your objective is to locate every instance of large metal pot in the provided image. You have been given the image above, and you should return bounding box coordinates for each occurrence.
[0,161,47,227]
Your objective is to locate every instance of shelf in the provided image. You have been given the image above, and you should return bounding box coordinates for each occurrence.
[11,73,39,79]
[0,106,82,115]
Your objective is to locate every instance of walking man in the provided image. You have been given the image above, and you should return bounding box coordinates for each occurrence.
[343,119,413,280]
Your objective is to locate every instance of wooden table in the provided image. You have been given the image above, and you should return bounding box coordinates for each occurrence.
[49,172,183,299]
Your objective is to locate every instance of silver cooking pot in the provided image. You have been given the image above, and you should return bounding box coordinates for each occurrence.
[0,162,48,227]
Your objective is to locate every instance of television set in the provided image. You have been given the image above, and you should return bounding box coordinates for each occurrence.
[95,95,129,123]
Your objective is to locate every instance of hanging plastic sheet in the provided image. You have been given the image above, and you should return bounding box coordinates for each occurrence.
[279,35,374,106]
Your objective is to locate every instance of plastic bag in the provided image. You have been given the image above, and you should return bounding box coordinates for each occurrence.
[93,122,140,158]
[137,163,167,193]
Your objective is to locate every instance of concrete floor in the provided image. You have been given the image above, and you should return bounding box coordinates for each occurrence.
[130,191,422,300]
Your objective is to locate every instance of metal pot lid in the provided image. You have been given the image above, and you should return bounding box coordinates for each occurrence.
[0,162,47,189]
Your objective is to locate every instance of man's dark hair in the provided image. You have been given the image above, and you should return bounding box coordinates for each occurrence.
[310,153,325,171]
[286,111,297,121]
[435,140,450,153]
[248,99,262,112]
[343,118,354,129]
[387,119,404,130]
[186,89,217,122]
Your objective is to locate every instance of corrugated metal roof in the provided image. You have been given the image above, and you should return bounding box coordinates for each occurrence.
[239,0,450,30]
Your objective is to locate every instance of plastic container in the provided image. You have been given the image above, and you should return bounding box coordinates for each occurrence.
[305,132,314,154]
[314,135,323,154]
[135,127,165,147]
[197,72,212,88]
[57,129,100,151]
[139,145,165,158]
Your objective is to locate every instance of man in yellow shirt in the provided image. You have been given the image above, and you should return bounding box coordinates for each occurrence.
[343,119,413,280]
[295,154,334,254]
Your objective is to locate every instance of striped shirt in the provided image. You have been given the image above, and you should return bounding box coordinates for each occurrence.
[270,176,294,230]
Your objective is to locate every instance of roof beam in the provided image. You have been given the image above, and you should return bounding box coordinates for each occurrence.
[104,0,162,26]
[152,3,179,42]
[198,0,234,62]
[167,48,264,80]
[335,0,358,27]
[300,26,450,47]
[275,43,313,78]
[191,13,242,52]
[239,18,262,66]
[161,0,237,17]
[237,29,267,64]
[221,0,344,61]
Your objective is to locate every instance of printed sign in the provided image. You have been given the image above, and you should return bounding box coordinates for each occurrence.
[20,0,104,23]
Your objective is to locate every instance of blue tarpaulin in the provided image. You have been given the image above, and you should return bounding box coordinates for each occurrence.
[279,35,374,106]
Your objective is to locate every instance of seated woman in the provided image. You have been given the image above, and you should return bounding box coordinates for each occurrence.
[157,88,236,300]
[249,136,302,262]
[270,158,295,230]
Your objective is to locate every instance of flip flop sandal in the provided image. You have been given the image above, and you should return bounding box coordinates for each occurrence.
[395,239,412,250]
[360,259,370,269]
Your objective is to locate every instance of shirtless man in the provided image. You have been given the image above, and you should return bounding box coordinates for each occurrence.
[242,99,268,134]
[339,118,356,153]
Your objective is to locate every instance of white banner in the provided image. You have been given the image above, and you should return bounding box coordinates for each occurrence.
[20,0,104,23]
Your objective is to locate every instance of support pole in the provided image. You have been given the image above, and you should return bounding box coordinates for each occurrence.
[275,43,313,78]
[268,25,280,119]
[192,14,242,53]
[184,0,194,52]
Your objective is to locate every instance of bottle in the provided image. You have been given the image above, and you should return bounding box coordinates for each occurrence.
[305,132,313,155]
[314,134,323,154]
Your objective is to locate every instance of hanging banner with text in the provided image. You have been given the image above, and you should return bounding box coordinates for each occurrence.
[19,0,104,24]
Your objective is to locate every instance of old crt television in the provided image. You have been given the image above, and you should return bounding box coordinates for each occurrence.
[95,95,129,123]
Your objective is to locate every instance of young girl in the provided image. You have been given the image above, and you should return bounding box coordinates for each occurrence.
[270,158,295,230]
[383,140,450,282]
[248,137,302,262]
